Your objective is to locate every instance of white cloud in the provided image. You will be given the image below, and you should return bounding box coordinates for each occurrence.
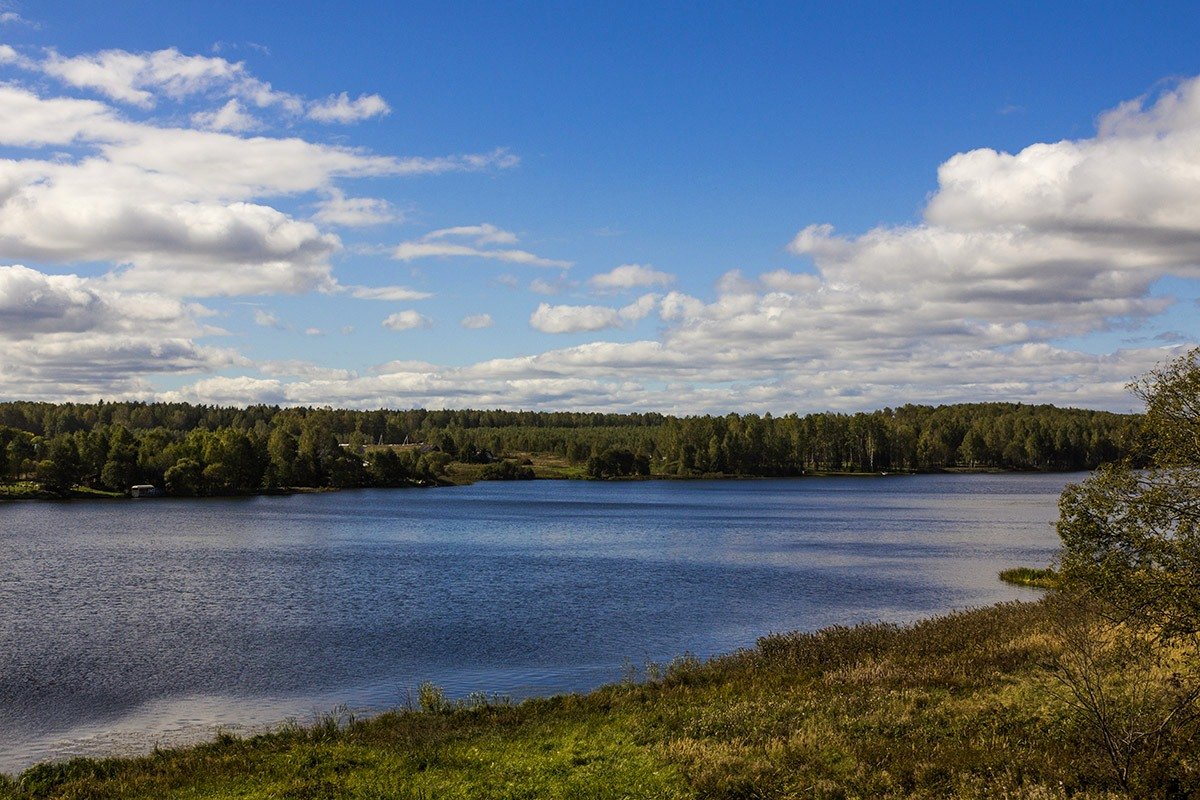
[173,375,286,405]
[0,264,242,401]
[307,92,390,123]
[0,83,516,299]
[425,223,518,245]
[760,269,821,294]
[253,308,282,328]
[530,302,621,333]
[313,190,402,226]
[529,276,573,295]
[618,293,659,322]
[528,294,656,333]
[344,284,432,301]
[715,269,759,297]
[7,63,1200,412]
[382,310,432,331]
[41,47,247,108]
[588,263,675,292]
[191,98,261,132]
[461,313,494,329]
[393,224,571,268]
[259,360,353,380]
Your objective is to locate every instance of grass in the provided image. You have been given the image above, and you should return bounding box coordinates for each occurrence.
[526,453,588,480]
[0,482,125,500]
[0,481,42,499]
[999,566,1061,589]
[5,598,1182,799]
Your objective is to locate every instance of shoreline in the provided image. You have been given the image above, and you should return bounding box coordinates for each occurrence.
[0,465,1089,504]
[1,593,1054,782]
[1,597,1102,799]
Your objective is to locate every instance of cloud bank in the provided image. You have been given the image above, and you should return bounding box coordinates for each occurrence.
[2,42,1198,413]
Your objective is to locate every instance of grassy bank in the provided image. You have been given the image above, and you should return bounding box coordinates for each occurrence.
[999,566,1061,589]
[0,481,125,501]
[3,598,1175,800]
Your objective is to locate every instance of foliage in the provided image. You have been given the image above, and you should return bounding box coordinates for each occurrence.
[415,682,452,714]
[1047,594,1200,794]
[1058,348,1200,638]
[478,459,535,480]
[998,566,1060,589]
[0,399,1139,496]
[1054,348,1200,792]
[585,447,649,479]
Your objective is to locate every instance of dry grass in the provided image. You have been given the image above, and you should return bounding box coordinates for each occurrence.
[5,599,1193,799]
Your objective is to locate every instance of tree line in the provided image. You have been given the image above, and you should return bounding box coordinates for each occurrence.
[0,399,1139,495]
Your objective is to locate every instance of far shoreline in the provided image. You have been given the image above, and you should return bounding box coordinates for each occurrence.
[0,464,1092,504]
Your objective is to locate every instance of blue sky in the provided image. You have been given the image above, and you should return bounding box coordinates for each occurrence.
[1,1,1199,412]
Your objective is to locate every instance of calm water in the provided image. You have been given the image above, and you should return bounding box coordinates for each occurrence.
[0,473,1076,773]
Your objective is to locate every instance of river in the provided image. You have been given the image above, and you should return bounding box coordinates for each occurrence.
[0,473,1077,773]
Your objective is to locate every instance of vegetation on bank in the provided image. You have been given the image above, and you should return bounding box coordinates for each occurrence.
[1,598,1193,799]
[999,566,1061,589]
[0,400,1138,498]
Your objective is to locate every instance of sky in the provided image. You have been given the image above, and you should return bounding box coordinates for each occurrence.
[2,1,1200,414]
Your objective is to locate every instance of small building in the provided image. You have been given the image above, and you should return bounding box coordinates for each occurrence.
[130,484,164,498]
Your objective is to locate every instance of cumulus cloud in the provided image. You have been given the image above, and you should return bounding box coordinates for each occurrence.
[588,263,675,292]
[41,47,251,108]
[529,302,620,334]
[382,310,432,331]
[307,92,390,123]
[191,98,262,132]
[7,60,1200,412]
[759,269,821,294]
[529,294,658,333]
[0,43,526,399]
[618,293,659,322]
[460,313,494,329]
[29,46,392,124]
[0,264,242,400]
[0,71,516,300]
[201,76,1200,411]
[393,224,572,268]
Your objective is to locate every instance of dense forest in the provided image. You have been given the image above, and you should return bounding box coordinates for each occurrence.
[0,400,1139,496]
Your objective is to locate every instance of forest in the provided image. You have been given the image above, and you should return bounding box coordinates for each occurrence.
[0,399,1139,496]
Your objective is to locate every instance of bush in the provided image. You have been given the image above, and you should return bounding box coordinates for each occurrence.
[479,460,534,480]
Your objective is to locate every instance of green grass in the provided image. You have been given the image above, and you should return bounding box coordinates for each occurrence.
[5,599,1178,799]
[526,454,587,480]
[0,482,124,500]
[999,566,1061,589]
[0,481,42,499]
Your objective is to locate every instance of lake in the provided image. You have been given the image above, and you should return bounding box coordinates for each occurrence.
[0,473,1077,774]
